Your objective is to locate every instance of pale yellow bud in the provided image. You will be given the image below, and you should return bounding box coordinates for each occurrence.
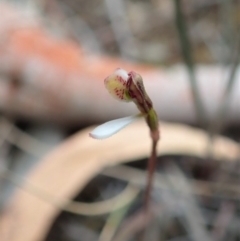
[104,68,132,102]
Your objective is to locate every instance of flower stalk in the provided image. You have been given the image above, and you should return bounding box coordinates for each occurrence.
[90,68,159,211]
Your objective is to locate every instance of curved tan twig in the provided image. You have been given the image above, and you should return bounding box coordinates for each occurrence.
[0,121,239,241]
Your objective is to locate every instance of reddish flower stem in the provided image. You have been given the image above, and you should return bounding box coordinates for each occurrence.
[144,138,158,211]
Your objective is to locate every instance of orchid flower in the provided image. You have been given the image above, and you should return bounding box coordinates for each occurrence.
[89,68,159,141]
[89,68,160,210]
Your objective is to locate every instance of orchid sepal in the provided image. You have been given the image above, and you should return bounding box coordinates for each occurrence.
[89,114,144,139]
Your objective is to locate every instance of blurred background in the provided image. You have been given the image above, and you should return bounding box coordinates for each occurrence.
[1,0,240,240]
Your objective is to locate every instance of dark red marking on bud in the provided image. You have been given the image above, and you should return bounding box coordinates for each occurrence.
[116,75,127,86]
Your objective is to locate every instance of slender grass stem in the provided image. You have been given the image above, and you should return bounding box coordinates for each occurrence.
[207,30,240,154]
[174,0,206,126]
[211,42,240,133]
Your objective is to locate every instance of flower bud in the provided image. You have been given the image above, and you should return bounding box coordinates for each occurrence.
[104,68,132,102]
[127,71,152,114]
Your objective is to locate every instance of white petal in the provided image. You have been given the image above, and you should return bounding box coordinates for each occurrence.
[114,68,128,81]
[89,114,143,139]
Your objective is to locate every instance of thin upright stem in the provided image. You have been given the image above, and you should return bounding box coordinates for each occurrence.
[144,138,158,211]
[174,0,206,126]
[209,30,240,135]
